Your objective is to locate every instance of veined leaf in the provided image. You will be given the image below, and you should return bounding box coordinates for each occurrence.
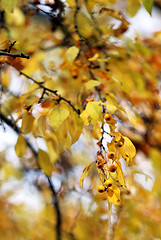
[49,105,70,132]
[38,149,53,177]
[66,46,79,63]
[15,134,27,158]
[80,162,94,188]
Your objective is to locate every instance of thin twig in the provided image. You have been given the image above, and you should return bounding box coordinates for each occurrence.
[0,52,29,59]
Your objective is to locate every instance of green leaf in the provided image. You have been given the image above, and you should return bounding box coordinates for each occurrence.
[49,105,70,132]
[66,46,79,63]
[1,0,17,12]
[38,149,53,177]
[142,0,153,15]
[15,134,27,158]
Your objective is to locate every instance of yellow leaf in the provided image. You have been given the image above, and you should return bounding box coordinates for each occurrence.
[109,132,121,142]
[107,185,121,205]
[80,101,103,125]
[1,0,17,12]
[80,162,94,188]
[5,7,25,26]
[15,134,27,157]
[37,115,46,136]
[49,105,70,132]
[66,46,79,63]
[115,161,126,188]
[66,0,75,7]
[85,80,100,91]
[21,112,34,133]
[103,103,117,115]
[38,149,53,177]
[46,134,59,164]
[120,136,136,164]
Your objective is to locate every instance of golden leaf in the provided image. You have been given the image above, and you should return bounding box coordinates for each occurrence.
[80,162,94,188]
[15,134,27,158]
[80,101,103,125]
[66,46,79,64]
[85,80,100,91]
[120,136,136,164]
[49,105,70,132]
[107,185,121,205]
[38,149,53,177]
[21,111,34,133]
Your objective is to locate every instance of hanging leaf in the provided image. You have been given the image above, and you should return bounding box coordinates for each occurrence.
[80,101,103,125]
[85,80,100,91]
[37,115,46,136]
[21,111,34,133]
[49,105,70,132]
[142,0,153,15]
[80,162,94,188]
[120,136,136,164]
[38,149,53,177]
[66,46,79,63]
[107,185,121,205]
[1,0,17,12]
[115,160,126,188]
[15,134,27,158]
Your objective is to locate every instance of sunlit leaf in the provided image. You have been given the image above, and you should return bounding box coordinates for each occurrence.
[66,46,79,63]
[115,160,126,188]
[85,80,100,91]
[49,105,70,132]
[38,149,53,177]
[1,0,17,12]
[80,101,103,125]
[37,115,46,136]
[15,134,27,157]
[120,136,136,164]
[80,162,94,187]
[107,185,121,205]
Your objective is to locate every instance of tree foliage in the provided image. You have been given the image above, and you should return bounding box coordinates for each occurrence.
[0,0,161,240]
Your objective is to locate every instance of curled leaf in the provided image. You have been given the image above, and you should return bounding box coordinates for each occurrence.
[80,162,94,188]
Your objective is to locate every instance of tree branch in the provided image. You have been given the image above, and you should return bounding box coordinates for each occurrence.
[0,52,29,59]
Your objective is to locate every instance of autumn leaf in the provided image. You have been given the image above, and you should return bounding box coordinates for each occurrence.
[21,111,34,133]
[107,185,121,205]
[120,136,136,164]
[66,46,79,63]
[15,134,27,157]
[85,80,101,91]
[1,0,17,12]
[80,162,94,188]
[38,149,53,177]
[80,101,103,125]
[49,105,70,132]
